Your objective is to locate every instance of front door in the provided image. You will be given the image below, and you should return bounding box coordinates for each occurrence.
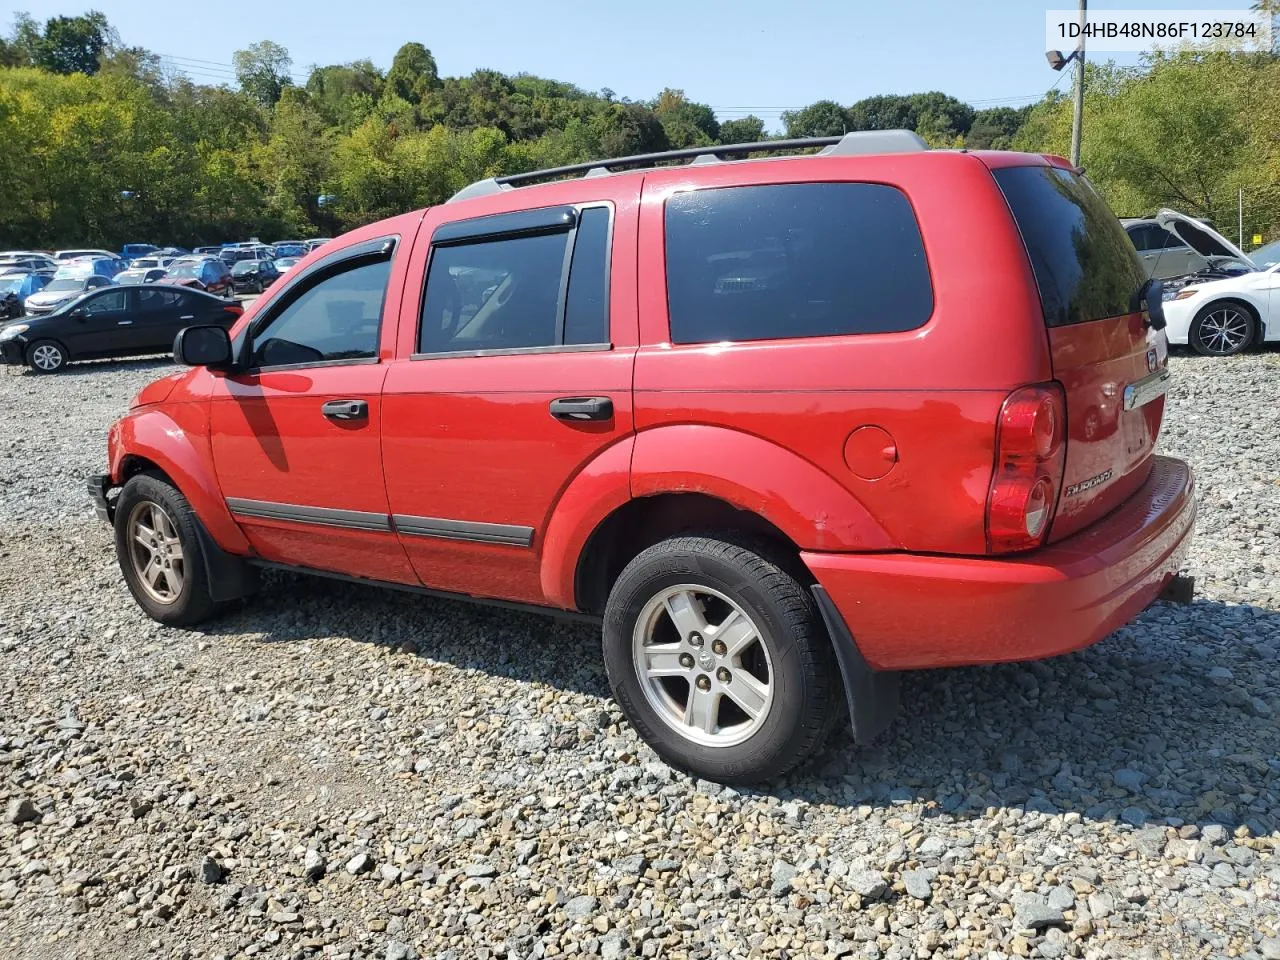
[382,192,639,604]
[208,236,416,584]
[63,287,139,356]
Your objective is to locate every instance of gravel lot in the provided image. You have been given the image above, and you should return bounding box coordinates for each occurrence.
[1,350,1278,960]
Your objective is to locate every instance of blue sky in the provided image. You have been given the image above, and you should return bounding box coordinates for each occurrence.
[8,0,1258,128]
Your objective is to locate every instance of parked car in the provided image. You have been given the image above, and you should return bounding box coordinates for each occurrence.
[229,258,280,294]
[0,253,58,272]
[193,246,222,256]
[0,272,52,319]
[1123,209,1253,280]
[161,257,234,297]
[92,132,1195,784]
[271,241,307,258]
[1245,238,1280,269]
[24,261,117,314]
[55,248,117,261]
[114,267,169,285]
[304,238,331,252]
[1,285,242,373]
[273,256,301,274]
[121,243,159,262]
[1162,258,1280,355]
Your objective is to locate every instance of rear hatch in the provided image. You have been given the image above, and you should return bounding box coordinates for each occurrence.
[993,163,1169,541]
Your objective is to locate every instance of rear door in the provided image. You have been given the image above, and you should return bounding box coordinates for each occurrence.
[134,286,194,351]
[993,162,1166,540]
[382,186,639,604]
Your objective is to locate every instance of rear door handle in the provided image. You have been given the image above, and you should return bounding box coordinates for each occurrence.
[321,399,369,421]
[549,396,613,422]
[179,315,194,320]
[117,320,132,325]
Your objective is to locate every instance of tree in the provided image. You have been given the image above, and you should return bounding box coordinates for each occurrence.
[306,60,383,129]
[652,88,718,147]
[847,94,916,131]
[907,91,974,141]
[965,106,1030,150]
[594,102,668,157]
[385,42,439,104]
[782,100,848,138]
[233,40,292,106]
[718,115,766,144]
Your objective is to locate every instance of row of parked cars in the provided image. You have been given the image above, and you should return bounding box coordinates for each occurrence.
[0,238,330,372]
[0,239,331,317]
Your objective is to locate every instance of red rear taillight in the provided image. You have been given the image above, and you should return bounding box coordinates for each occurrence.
[224,304,243,318]
[986,383,1066,553]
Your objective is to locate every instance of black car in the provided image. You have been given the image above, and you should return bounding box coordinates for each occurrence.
[230,258,280,294]
[0,285,242,373]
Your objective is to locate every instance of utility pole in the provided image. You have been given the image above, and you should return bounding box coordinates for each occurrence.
[1070,0,1087,168]
[1239,188,1245,248]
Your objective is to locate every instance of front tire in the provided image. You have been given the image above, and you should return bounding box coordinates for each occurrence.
[1190,302,1255,356]
[602,536,840,784]
[114,472,217,627]
[26,339,67,373]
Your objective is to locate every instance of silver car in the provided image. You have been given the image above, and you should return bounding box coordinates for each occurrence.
[1122,209,1252,279]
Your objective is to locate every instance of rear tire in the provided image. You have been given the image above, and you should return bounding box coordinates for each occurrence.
[602,536,840,784]
[114,472,217,627]
[26,339,67,373]
[1189,302,1255,356]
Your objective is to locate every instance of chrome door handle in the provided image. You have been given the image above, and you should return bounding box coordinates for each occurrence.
[321,399,369,421]
[179,314,194,320]
[117,320,133,325]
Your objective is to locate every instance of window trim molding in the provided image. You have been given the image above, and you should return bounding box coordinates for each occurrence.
[416,201,614,358]
[410,342,611,361]
[237,234,399,374]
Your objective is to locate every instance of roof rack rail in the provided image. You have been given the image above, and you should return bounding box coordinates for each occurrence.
[446,129,928,203]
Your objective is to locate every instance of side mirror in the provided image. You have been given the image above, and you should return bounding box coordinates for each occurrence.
[174,324,232,368]
[69,307,87,319]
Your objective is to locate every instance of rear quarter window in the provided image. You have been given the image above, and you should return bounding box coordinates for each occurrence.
[663,183,933,344]
[993,165,1147,327]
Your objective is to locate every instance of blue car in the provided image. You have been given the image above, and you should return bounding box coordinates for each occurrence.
[0,272,52,319]
[121,243,159,262]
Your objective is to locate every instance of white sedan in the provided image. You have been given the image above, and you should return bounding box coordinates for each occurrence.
[1163,263,1280,356]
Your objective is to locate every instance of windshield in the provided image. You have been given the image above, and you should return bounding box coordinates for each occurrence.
[167,262,204,279]
[117,271,147,283]
[1251,239,1280,269]
[993,165,1147,327]
[45,278,84,293]
[232,261,258,274]
[0,278,21,293]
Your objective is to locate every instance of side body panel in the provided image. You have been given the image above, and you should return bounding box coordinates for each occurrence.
[381,181,642,604]
[633,152,1051,556]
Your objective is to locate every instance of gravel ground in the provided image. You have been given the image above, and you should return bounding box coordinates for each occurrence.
[1,350,1279,960]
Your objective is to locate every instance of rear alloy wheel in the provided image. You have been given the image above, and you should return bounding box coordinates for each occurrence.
[1190,303,1255,356]
[603,537,840,784]
[26,339,67,373]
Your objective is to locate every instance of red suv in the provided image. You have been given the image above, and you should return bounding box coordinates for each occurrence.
[94,132,1195,784]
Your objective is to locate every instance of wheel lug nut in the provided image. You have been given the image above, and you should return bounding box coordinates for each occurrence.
[688,632,703,647]
[717,667,731,683]
[679,653,694,669]
[695,675,711,691]
[712,640,727,656]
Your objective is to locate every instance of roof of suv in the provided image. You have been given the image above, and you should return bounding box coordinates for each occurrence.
[446,130,1068,206]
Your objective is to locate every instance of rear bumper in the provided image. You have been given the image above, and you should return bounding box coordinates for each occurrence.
[804,455,1196,671]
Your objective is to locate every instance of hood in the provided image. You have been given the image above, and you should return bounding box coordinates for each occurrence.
[1155,208,1252,264]
[130,372,184,409]
[25,288,76,306]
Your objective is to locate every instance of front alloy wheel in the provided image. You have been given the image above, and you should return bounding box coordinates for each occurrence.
[27,340,66,373]
[126,500,185,604]
[1191,304,1254,356]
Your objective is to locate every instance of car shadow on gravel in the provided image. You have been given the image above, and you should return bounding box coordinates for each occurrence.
[7,355,177,377]
[211,572,1280,835]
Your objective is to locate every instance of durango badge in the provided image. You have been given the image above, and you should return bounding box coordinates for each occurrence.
[1065,469,1114,497]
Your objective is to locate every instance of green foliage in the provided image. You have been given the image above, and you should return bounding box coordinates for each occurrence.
[966,106,1031,150]
[652,88,719,148]
[385,43,439,104]
[782,100,848,138]
[719,115,766,144]
[233,40,292,107]
[5,10,112,75]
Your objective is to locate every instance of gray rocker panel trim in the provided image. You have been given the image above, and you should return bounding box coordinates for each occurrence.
[225,498,392,533]
[392,515,534,547]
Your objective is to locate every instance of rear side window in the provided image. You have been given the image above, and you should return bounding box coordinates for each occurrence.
[993,165,1146,327]
[663,183,933,345]
[419,204,612,355]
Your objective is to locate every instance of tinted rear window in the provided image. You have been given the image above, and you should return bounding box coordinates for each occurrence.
[993,165,1146,327]
[664,183,933,344]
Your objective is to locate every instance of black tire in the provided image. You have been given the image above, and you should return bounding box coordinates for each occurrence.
[602,536,840,784]
[1189,301,1256,356]
[114,471,217,627]
[25,339,67,373]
